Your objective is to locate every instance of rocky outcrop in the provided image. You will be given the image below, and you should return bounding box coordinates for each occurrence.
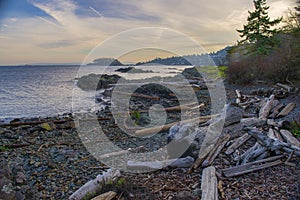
[77,74,121,91]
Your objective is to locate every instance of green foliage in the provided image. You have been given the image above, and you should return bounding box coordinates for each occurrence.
[196,66,228,79]
[237,0,282,55]
[291,119,300,138]
[0,146,12,152]
[116,178,126,186]
[131,111,141,125]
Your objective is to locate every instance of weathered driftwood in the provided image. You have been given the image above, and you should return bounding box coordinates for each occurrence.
[225,133,252,155]
[98,146,145,160]
[274,128,284,141]
[163,102,205,112]
[134,115,212,137]
[269,103,284,119]
[222,155,284,178]
[237,142,268,165]
[235,90,242,104]
[201,166,218,200]
[267,119,291,129]
[276,83,293,92]
[259,95,275,119]
[126,156,194,171]
[113,91,160,101]
[239,99,261,107]
[91,191,117,200]
[68,169,121,200]
[277,103,296,117]
[202,134,231,167]
[280,129,300,148]
[244,127,300,156]
[189,143,215,173]
[268,128,276,140]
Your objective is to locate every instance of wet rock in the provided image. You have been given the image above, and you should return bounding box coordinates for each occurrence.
[77,74,121,91]
[15,172,26,184]
[169,156,194,168]
[224,104,243,127]
[167,123,198,158]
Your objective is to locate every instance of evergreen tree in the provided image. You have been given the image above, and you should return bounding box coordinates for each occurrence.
[237,0,282,54]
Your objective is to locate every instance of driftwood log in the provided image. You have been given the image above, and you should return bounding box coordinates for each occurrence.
[244,127,300,156]
[222,155,284,178]
[277,103,296,117]
[280,129,300,148]
[201,166,218,200]
[98,146,145,160]
[68,169,121,200]
[225,133,252,155]
[91,191,117,200]
[134,115,213,137]
[202,134,230,167]
[236,142,268,165]
[259,95,275,119]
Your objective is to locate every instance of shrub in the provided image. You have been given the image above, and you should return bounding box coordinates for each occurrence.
[227,33,300,84]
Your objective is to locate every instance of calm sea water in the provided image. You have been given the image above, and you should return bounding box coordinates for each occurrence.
[0,65,187,121]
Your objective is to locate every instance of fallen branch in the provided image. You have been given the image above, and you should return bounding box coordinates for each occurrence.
[98,146,145,160]
[222,155,284,178]
[225,133,252,155]
[244,127,300,156]
[134,115,213,137]
[113,91,160,100]
[189,143,215,173]
[276,83,293,92]
[202,134,231,167]
[269,103,284,119]
[68,169,121,200]
[237,142,268,165]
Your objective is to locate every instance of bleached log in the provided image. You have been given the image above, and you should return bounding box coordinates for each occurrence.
[235,90,242,104]
[280,129,300,148]
[189,143,215,172]
[68,169,121,200]
[274,128,284,141]
[222,155,284,178]
[244,127,300,155]
[268,128,276,140]
[259,95,275,119]
[134,115,213,137]
[91,191,117,200]
[126,156,194,171]
[98,146,145,160]
[277,103,296,117]
[113,91,160,100]
[269,103,284,119]
[276,83,293,92]
[225,133,252,155]
[202,134,231,167]
[201,166,218,200]
[237,142,267,164]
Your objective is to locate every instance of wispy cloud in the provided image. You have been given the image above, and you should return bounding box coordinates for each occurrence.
[0,0,296,64]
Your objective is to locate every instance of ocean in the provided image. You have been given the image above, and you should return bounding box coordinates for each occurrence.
[0,65,188,121]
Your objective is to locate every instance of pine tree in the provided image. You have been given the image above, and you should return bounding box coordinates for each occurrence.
[237,0,282,54]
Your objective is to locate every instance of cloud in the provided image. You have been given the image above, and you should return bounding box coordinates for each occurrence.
[0,0,296,64]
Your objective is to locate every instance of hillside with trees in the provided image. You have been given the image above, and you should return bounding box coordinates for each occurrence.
[227,0,300,84]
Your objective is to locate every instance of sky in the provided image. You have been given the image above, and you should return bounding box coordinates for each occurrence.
[0,0,296,65]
